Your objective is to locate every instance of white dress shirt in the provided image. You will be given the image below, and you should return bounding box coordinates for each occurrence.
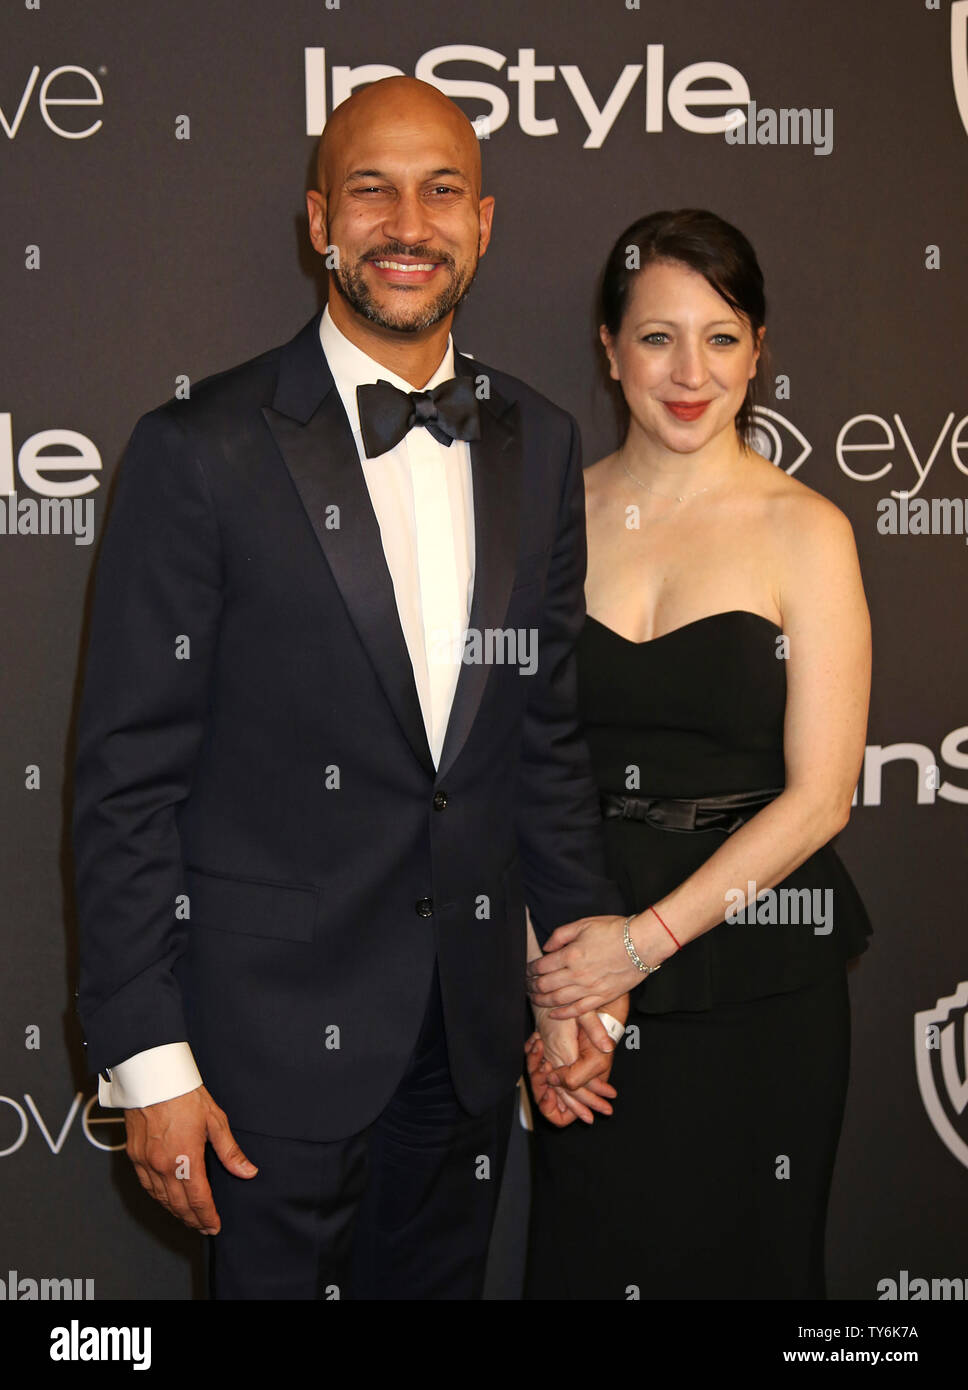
[97,305,475,1109]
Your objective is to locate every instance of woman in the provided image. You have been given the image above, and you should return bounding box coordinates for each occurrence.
[524,209,872,1300]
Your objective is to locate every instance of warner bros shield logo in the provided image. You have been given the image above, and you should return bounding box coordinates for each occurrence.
[915,981,968,1169]
[954,2,968,138]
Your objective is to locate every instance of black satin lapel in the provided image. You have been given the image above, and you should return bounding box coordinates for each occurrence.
[437,392,522,782]
[262,391,435,777]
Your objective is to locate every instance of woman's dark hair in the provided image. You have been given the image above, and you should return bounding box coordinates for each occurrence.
[600,209,768,448]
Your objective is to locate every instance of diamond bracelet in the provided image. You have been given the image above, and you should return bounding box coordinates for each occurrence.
[624,915,662,976]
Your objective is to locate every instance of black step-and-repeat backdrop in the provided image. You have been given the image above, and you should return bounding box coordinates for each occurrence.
[2,0,965,1303]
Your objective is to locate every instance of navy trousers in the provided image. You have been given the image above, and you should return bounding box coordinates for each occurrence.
[205,963,517,1300]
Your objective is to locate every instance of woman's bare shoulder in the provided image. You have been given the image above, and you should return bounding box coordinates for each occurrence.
[746,449,856,549]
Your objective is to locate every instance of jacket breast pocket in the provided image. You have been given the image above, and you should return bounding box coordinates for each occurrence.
[184,865,318,942]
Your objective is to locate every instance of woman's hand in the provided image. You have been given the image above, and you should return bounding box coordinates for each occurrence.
[523,909,631,1123]
[527,914,660,1018]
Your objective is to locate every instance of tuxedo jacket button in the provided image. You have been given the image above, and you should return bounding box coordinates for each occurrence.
[415,897,434,917]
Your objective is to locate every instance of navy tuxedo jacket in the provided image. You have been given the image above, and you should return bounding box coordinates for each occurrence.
[72,311,624,1141]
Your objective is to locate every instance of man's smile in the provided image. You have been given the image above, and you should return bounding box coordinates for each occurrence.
[367,256,445,284]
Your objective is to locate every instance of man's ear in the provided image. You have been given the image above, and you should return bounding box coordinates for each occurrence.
[306,189,328,255]
[477,194,495,257]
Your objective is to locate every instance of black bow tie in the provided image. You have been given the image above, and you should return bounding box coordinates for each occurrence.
[356,376,481,459]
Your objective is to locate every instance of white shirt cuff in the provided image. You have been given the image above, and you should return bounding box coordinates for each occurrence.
[597,1011,626,1043]
[98,1042,203,1109]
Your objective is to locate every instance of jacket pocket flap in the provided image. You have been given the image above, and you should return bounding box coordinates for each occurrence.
[184,866,317,942]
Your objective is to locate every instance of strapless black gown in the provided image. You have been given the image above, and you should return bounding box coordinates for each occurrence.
[525,610,872,1301]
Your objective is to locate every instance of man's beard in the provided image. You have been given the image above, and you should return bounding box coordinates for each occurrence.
[331,244,479,332]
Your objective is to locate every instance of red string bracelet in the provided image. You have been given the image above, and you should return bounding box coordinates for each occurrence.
[648,903,681,951]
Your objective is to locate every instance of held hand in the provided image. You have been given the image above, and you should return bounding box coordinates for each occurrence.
[526,1022,620,1126]
[527,1009,593,1124]
[525,1031,579,1127]
[548,995,631,1091]
[526,1004,624,1125]
[527,915,651,1018]
[124,1083,257,1234]
[526,1025,615,1126]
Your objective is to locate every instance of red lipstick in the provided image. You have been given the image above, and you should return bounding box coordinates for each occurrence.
[663,400,711,421]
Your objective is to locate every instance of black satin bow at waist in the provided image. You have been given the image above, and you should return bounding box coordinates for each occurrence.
[600,787,784,835]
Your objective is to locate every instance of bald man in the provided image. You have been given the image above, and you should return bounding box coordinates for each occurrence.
[73,77,625,1300]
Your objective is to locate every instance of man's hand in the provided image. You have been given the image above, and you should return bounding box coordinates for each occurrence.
[526,1030,580,1127]
[526,1022,616,1127]
[552,995,630,1091]
[527,1009,584,1124]
[526,994,630,1128]
[124,1084,257,1234]
[526,999,628,1126]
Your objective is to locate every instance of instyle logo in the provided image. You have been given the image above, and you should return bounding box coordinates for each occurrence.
[304,45,752,149]
[853,726,968,806]
[915,981,968,1170]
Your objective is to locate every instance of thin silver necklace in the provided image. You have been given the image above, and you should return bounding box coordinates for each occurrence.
[621,458,722,503]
